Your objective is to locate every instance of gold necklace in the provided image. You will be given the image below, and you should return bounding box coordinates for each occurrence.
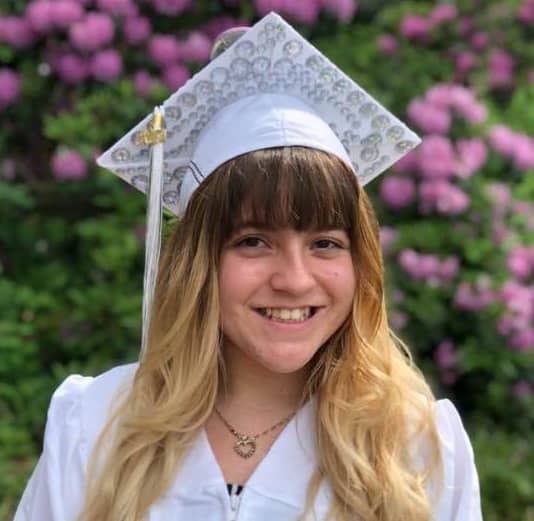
[214,407,296,459]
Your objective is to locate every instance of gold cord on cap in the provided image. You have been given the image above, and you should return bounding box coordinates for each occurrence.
[135,107,167,146]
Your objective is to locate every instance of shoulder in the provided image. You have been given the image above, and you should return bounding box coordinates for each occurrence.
[433,399,474,452]
[14,363,139,521]
[46,362,138,457]
[430,399,483,521]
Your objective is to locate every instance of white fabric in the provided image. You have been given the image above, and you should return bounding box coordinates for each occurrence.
[177,93,353,215]
[14,364,483,521]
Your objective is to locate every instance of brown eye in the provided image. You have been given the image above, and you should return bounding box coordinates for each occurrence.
[236,236,266,248]
[313,239,342,250]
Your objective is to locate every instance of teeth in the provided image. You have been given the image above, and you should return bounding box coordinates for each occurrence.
[259,307,312,322]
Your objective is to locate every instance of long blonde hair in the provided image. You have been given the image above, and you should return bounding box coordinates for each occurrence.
[79,146,442,521]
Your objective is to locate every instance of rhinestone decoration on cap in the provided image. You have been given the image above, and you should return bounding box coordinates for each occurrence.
[97,12,420,216]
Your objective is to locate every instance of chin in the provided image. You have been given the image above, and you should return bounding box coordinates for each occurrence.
[254,346,317,375]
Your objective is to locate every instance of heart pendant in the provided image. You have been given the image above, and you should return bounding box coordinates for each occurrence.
[234,436,257,458]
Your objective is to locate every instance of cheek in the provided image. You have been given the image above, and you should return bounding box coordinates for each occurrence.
[323,265,356,297]
[218,257,268,305]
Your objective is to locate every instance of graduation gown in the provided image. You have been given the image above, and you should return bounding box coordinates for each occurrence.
[14,363,483,521]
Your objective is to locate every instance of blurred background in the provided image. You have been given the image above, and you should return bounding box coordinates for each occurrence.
[0,0,532,519]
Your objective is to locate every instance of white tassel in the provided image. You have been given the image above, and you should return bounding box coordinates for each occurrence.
[140,106,166,358]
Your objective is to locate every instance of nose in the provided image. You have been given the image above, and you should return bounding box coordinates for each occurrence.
[269,246,315,295]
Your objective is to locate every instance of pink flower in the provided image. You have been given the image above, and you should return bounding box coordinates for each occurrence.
[133,70,155,97]
[512,381,533,398]
[284,0,321,24]
[97,0,134,16]
[426,83,455,107]
[488,50,515,88]
[449,86,487,123]
[392,150,418,174]
[434,340,458,370]
[507,247,534,280]
[69,12,114,51]
[397,251,454,286]
[454,283,477,311]
[379,226,398,255]
[55,53,89,83]
[391,311,408,330]
[321,0,358,23]
[398,249,420,278]
[470,31,489,50]
[51,0,84,29]
[162,63,190,90]
[377,34,398,55]
[379,175,416,209]
[148,34,180,66]
[488,125,517,156]
[528,69,534,85]
[419,180,470,215]
[0,16,35,48]
[455,51,478,75]
[178,31,212,63]
[513,135,534,170]
[0,68,21,109]
[201,16,248,40]
[418,136,456,179]
[499,282,534,331]
[434,339,459,385]
[151,0,192,15]
[486,182,511,210]
[400,15,432,40]
[51,149,88,180]
[91,49,123,82]
[511,200,534,219]
[392,289,405,304]
[438,256,460,282]
[492,220,510,246]
[454,282,495,311]
[422,83,486,124]
[455,98,487,124]
[123,16,151,45]
[407,98,450,134]
[254,0,287,16]
[458,16,473,36]
[418,255,441,281]
[456,138,487,178]
[26,0,54,33]
[488,126,534,170]
[511,329,534,351]
[518,0,534,24]
[429,4,457,25]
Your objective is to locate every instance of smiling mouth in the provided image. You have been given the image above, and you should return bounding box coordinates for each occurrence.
[254,306,321,323]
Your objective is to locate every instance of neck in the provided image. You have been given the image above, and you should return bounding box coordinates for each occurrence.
[218,342,309,415]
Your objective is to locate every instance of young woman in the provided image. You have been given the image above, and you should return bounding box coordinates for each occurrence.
[14,14,482,521]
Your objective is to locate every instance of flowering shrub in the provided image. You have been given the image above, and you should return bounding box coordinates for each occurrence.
[0,0,532,519]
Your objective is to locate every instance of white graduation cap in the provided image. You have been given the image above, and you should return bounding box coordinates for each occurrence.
[97,12,421,357]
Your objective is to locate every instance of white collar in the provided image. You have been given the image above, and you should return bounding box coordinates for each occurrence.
[165,396,322,507]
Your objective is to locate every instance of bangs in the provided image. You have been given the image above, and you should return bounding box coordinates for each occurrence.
[208,147,360,241]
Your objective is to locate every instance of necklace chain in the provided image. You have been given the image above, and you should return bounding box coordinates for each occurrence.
[214,407,296,459]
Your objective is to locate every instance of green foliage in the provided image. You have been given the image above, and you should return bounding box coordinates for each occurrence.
[471,427,534,521]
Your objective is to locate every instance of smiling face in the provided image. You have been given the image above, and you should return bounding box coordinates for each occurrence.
[194,147,362,379]
[219,227,356,374]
